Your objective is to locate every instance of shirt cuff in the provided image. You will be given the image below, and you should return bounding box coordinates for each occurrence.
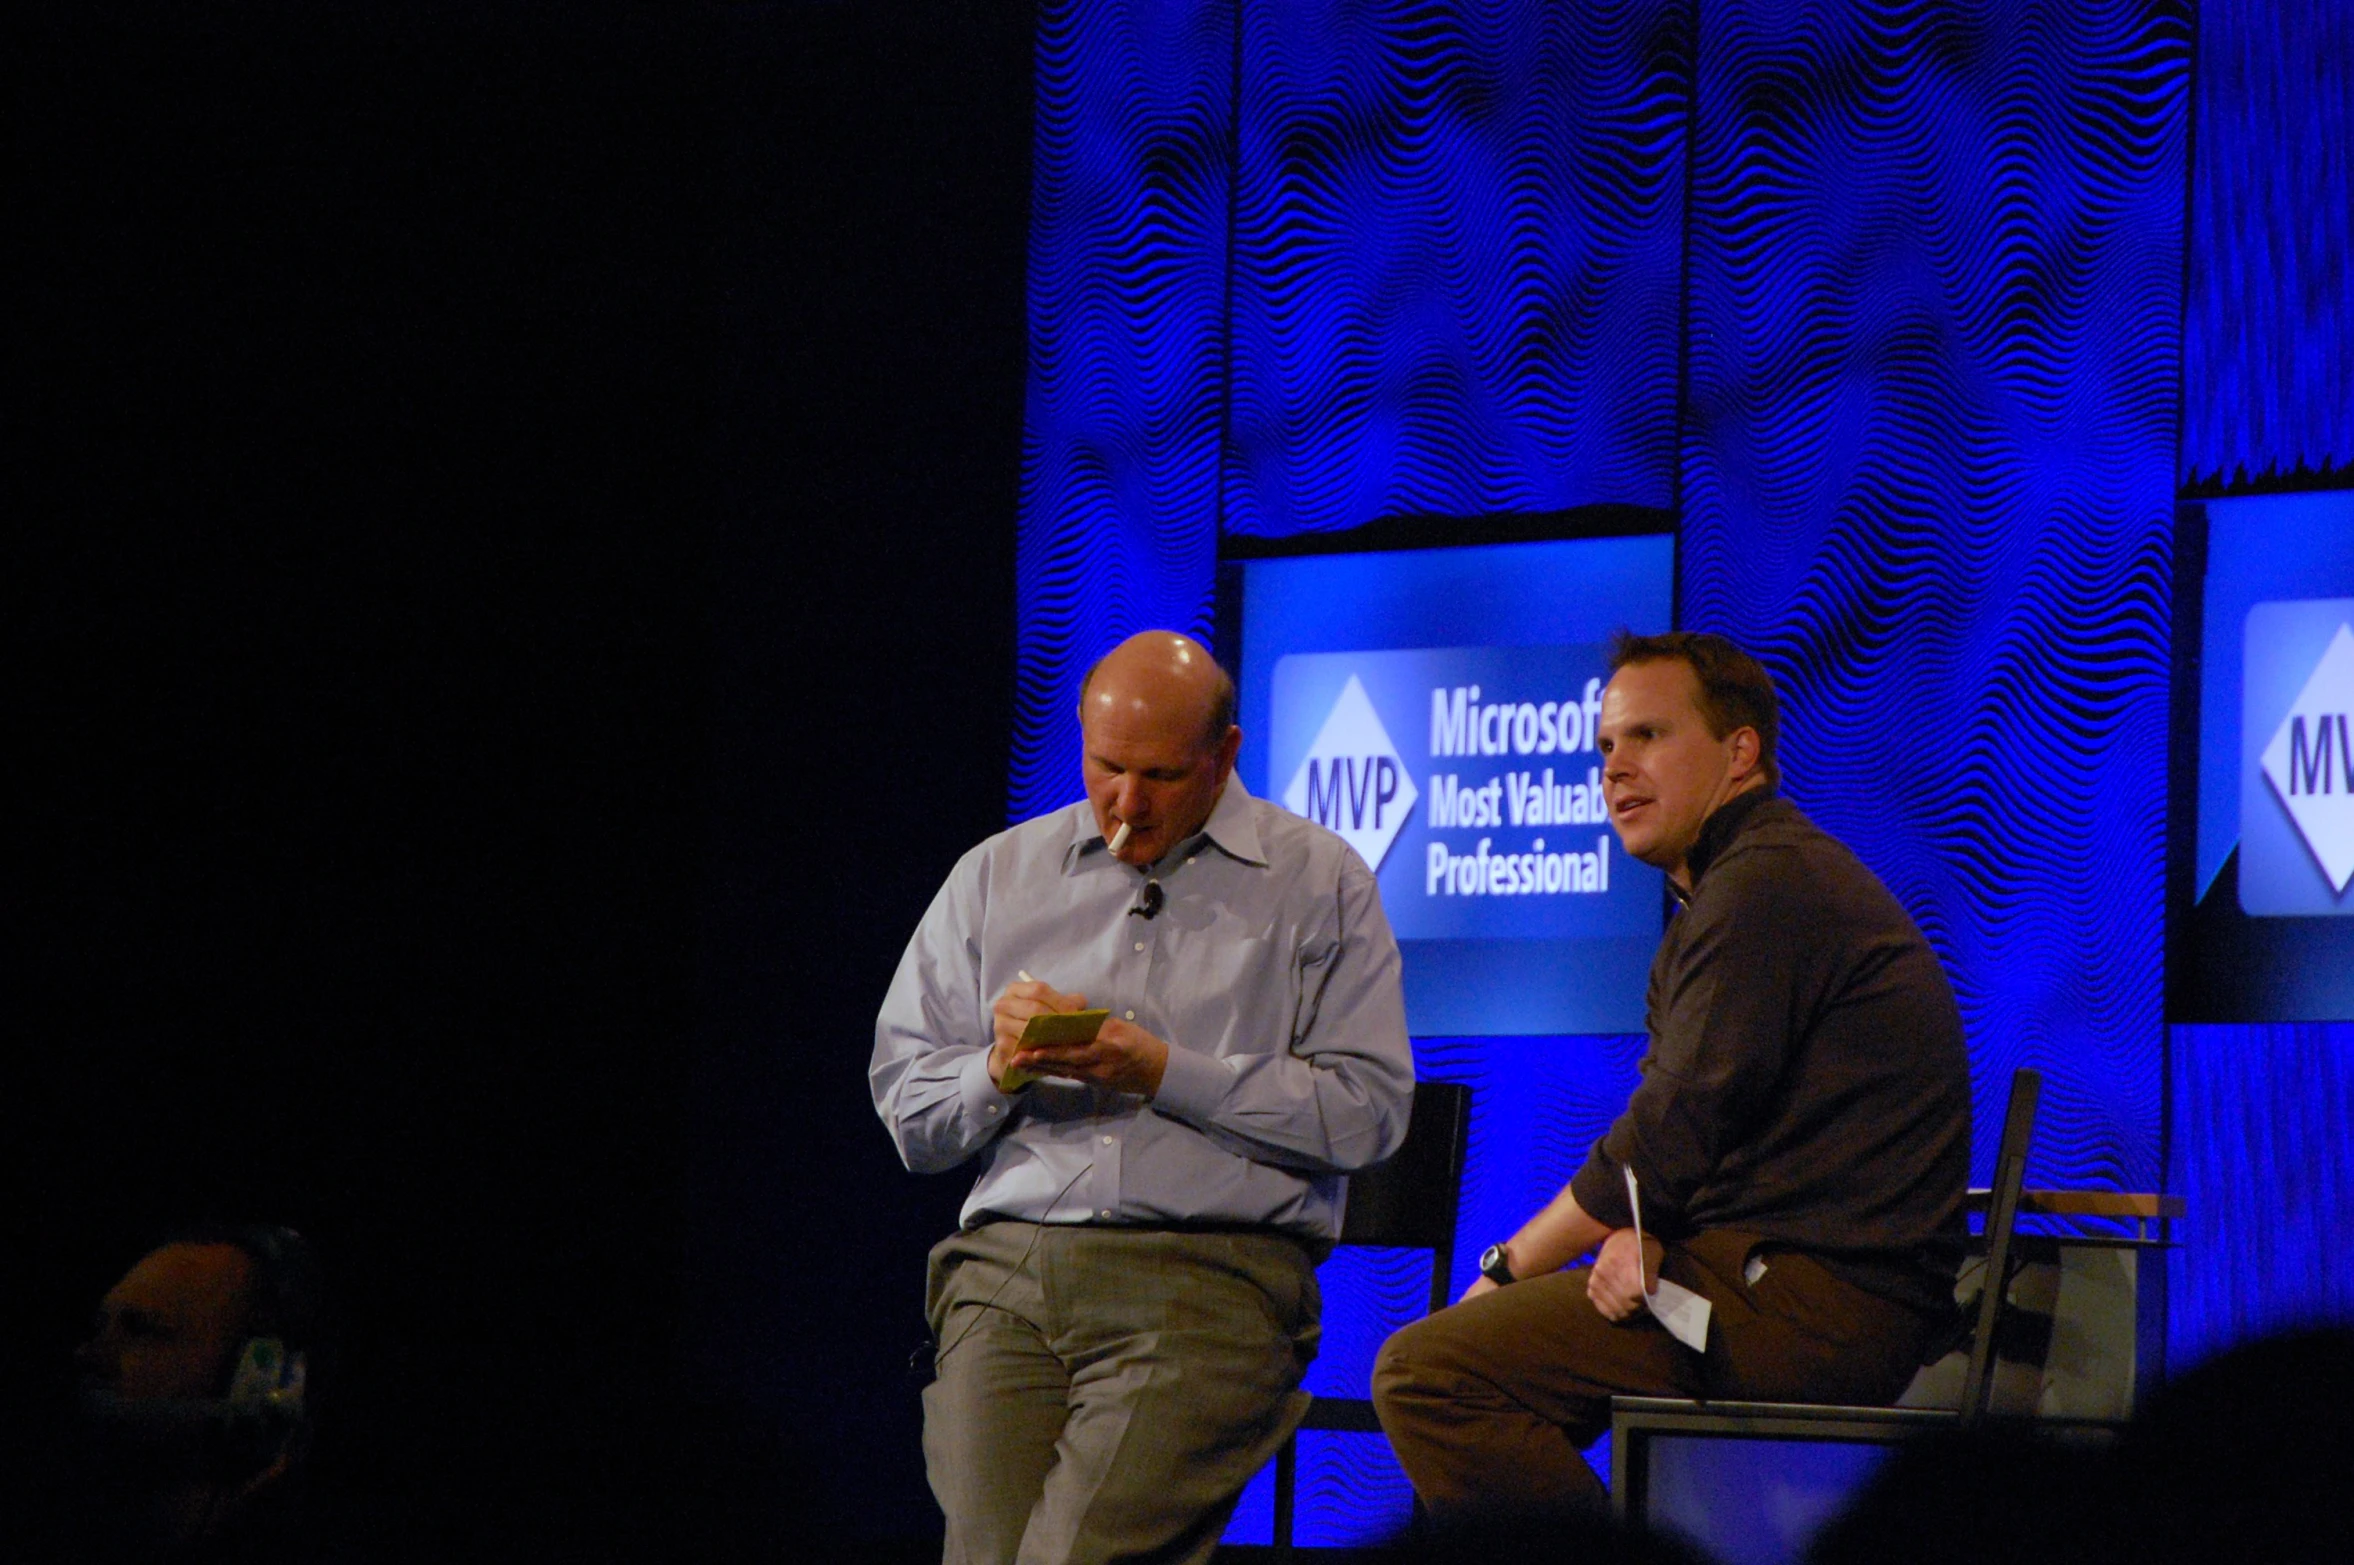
[957,1048,1019,1129]
[1569,1148,1634,1229]
[1150,1042,1233,1123]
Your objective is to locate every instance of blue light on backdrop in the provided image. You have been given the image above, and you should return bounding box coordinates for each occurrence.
[1009,0,1235,823]
[1680,0,2187,1196]
[1008,0,2349,1542]
[2180,0,2354,489]
[1223,0,1688,537]
[2168,1023,2354,1368]
[2169,0,2354,1372]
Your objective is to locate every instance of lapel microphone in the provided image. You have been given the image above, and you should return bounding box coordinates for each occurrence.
[1131,881,1164,919]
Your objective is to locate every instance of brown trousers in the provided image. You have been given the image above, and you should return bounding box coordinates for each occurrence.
[1371,1231,1932,1521]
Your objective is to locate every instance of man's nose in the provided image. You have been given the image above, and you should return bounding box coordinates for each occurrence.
[1113,776,1148,818]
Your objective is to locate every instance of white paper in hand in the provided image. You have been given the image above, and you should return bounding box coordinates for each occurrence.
[1623,1166,1712,1352]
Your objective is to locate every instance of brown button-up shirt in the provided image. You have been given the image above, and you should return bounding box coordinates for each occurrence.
[1568,789,1972,1316]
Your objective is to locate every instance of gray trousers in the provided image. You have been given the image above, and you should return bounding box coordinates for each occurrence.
[922,1223,1322,1565]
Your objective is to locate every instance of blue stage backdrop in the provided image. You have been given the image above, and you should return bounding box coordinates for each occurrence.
[1679,1,2188,1193]
[1009,0,1233,822]
[1006,1,2346,1542]
[2170,0,2354,1362]
[2179,0,2354,490]
[1222,0,1687,536]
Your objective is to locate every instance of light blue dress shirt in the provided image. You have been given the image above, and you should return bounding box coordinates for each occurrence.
[872,776,1415,1241]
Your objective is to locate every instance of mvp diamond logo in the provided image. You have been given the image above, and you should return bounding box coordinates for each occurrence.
[1283,674,1419,870]
[2260,621,2354,894]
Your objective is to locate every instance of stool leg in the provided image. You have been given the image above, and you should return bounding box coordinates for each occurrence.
[1272,1432,1298,1557]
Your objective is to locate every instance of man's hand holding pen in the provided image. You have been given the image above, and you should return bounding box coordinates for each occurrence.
[990,976,1169,1098]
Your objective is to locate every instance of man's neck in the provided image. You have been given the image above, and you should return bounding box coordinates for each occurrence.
[1668,776,1773,890]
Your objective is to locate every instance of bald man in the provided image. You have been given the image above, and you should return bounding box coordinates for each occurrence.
[873,631,1414,1565]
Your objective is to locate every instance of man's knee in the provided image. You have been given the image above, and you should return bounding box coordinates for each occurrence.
[1373,1305,1479,1423]
[1373,1308,1429,1385]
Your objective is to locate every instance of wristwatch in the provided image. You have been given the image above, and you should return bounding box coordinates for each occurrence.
[1478,1242,1518,1287]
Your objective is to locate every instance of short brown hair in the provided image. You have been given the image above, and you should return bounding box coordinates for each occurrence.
[1607,630,1780,785]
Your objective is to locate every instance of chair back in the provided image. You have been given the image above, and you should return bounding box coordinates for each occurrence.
[1959,1066,2041,1423]
[1338,1080,1471,1315]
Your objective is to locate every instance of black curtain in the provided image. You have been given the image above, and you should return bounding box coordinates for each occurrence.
[16,2,1029,1555]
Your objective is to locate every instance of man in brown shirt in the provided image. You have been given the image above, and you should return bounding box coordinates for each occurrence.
[1372,632,1972,1521]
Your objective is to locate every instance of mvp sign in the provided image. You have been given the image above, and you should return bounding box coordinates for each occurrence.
[2243,601,2354,913]
[1267,645,1660,946]
[1281,675,1418,870]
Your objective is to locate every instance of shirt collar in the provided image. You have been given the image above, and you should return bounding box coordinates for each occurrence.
[1674,784,1777,901]
[1063,773,1268,873]
[1195,773,1267,866]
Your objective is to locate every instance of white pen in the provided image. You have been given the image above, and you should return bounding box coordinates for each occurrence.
[1624,1166,1655,1299]
[1006,972,1046,1090]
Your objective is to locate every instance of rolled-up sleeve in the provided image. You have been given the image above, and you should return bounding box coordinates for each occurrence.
[1148,850,1414,1175]
[870,852,1021,1174]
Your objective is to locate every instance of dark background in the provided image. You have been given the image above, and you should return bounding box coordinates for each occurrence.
[16,2,1032,1556]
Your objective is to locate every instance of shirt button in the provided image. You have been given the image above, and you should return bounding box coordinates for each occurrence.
[1124,1010,1135,1020]
[1133,942,1144,952]
[1101,1135,1114,1145]
[986,1104,1001,1115]
[1099,1209,1112,1219]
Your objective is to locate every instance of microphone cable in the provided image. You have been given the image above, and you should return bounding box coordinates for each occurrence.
[920,1160,1092,1381]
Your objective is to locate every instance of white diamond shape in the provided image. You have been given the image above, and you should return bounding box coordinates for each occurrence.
[2259,622,2354,894]
[1281,674,1419,871]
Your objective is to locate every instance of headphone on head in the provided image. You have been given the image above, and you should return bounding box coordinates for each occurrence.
[199,1223,322,1478]
[81,1222,328,1484]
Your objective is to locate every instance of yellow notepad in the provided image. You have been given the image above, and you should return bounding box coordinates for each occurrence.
[1000,1007,1110,1091]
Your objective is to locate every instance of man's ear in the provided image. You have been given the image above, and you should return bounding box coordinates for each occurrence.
[1215,725,1242,779]
[1726,726,1762,785]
